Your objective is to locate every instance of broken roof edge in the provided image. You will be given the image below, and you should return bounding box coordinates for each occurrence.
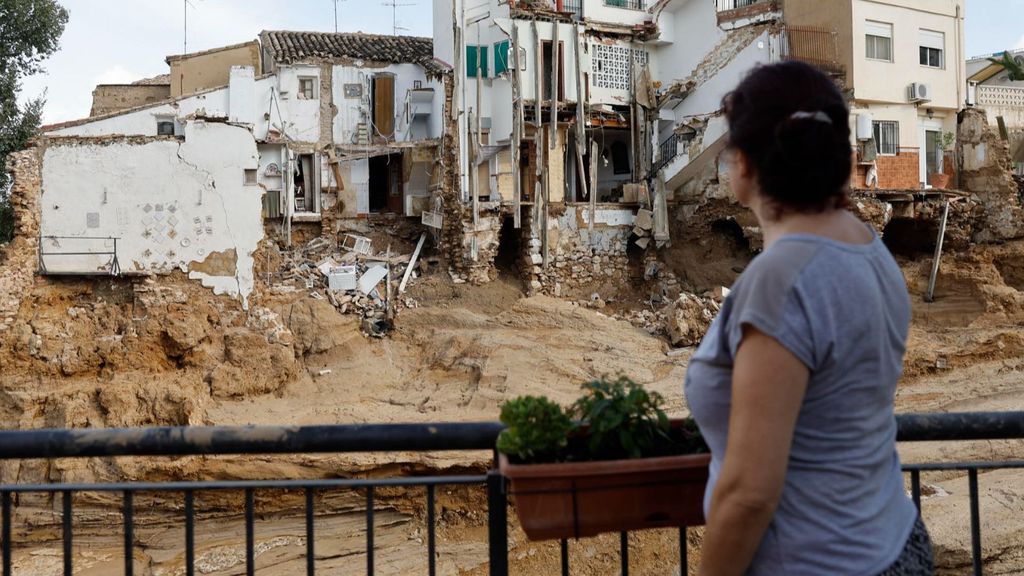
[165,40,261,63]
[43,73,276,133]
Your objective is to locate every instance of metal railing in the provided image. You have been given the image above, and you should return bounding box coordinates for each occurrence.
[784,25,846,79]
[603,0,647,10]
[654,133,681,175]
[562,0,583,18]
[0,413,1020,575]
[38,235,121,276]
[715,0,773,12]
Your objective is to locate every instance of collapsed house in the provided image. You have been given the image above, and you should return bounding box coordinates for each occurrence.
[434,0,968,295]
[34,31,450,306]
[10,0,992,320]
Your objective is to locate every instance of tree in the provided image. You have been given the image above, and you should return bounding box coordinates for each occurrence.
[0,0,69,243]
[987,51,1024,82]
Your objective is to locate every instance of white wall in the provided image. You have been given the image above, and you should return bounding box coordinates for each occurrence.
[652,0,725,86]
[583,0,656,27]
[40,121,263,306]
[331,63,445,145]
[671,30,777,124]
[851,0,965,111]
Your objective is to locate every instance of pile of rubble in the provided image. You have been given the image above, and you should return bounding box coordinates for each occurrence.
[270,233,432,337]
[606,287,725,348]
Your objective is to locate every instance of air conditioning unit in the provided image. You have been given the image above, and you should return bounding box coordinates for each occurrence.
[908,82,932,103]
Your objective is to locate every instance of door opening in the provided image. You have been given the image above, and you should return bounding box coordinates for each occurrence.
[369,154,404,214]
[293,154,320,213]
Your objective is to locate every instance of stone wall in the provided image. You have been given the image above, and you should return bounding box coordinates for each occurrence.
[90,84,171,117]
[958,107,1024,242]
[524,206,632,298]
[0,149,41,333]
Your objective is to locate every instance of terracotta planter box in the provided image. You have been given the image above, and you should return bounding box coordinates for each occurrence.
[929,172,951,190]
[499,451,711,541]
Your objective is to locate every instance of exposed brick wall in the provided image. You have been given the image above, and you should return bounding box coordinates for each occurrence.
[875,150,921,189]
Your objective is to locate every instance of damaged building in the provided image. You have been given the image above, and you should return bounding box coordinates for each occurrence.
[33,31,450,307]
[9,0,987,322]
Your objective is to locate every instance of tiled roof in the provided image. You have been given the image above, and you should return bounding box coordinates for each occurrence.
[260,30,448,74]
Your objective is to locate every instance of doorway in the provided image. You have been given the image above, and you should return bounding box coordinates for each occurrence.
[919,119,942,187]
[373,74,396,140]
[293,153,319,213]
[369,154,403,214]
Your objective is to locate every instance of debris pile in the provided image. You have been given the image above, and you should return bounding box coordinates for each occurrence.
[271,233,433,337]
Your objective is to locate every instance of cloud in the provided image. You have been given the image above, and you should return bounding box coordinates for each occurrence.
[92,65,138,86]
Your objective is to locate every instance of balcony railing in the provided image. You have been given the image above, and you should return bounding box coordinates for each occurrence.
[654,133,681,175]
[37,235,121,276]
[715,0,773,12]
[0,413,1021,575]
[784,25,846,79]
[603,0,648,10]
[562,0,583,18]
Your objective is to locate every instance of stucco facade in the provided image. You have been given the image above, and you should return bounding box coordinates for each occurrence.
[167,41,263,97]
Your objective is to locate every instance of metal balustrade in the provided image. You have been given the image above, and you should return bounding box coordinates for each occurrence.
[0,413,1020,575]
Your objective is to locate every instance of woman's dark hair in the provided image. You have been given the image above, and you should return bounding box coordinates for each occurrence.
[723,61,852,215]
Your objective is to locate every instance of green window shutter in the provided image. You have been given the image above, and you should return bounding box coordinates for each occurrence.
[466,45,490,77]
[494,40,510,76]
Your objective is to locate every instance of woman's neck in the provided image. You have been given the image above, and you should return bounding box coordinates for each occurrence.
[758,208,873,250]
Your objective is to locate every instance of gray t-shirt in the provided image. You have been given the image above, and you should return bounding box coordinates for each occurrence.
[685,232,918,576]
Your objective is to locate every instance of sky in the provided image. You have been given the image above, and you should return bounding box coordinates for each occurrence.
[15,0,1024,124]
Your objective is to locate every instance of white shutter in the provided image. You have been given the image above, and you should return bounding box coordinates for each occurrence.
[919,29,944,50]
[865,21,893,39]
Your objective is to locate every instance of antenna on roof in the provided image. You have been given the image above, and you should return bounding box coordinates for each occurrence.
[183,0,201,54]
[380,0,416,36]
[332,0,348,33]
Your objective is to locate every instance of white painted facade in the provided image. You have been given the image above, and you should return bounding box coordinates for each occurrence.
[848,0,965,185]
[40,122,263,305]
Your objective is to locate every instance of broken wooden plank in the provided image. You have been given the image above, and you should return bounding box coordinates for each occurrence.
[399,233,427,294]
[512,23,523,230]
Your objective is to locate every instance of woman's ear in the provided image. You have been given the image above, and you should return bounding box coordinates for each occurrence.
[729,149,757,207]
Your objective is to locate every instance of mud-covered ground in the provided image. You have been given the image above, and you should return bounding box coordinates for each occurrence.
[2,237,1024,575]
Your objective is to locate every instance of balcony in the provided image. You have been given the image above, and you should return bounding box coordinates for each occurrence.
[784,25,846,81]
[603,0,649,9]
[715,0,780,28]
[0,413,1020,575]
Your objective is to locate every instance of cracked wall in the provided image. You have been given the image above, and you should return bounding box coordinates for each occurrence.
[37,121,263,306]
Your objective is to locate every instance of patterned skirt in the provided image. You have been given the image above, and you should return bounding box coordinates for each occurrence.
[877,516,935,575]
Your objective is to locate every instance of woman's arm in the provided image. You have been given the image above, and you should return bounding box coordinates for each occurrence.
[698,325,810,576]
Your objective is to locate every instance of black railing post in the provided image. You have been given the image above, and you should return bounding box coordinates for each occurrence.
[487,470,509,576]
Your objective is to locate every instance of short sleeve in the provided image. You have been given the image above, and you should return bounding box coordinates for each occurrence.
[724,249,821,371]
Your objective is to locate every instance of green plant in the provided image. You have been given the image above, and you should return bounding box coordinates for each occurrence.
[988,51,1024,82]
[497,396,574,463]
[571,376,672,460]
[937,131,955,151]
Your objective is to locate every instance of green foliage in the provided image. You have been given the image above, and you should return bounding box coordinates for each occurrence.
[570,377,672,460]
[0,0,69,242]
[938,131,956,151]
[496,377,707,464]
[497,396,574,463]
[988,51,1024,82]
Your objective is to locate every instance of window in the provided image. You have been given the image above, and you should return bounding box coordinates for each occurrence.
[466,45,489,77]
[298,77,316,100]
[494,40,511,76]
[243,169,258,186]
[865,21,893,62]
[873,121,899,156]
[919,29,944,68]
[156,120,175,136]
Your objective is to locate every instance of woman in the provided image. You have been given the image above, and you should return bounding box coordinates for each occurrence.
[684,61,933,575]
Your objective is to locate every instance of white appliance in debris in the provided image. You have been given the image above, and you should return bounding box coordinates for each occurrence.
[908,83,932,103]
[327,266,358,291]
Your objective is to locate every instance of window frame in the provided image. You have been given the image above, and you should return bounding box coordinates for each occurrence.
[873,121,899,157]
[865,21,894,63]
[297,76,317,100]
[919,29,945,69]
[466,45,489,78]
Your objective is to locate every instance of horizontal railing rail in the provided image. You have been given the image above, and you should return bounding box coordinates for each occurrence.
[0,413,1019,576]
[37,235,120,276]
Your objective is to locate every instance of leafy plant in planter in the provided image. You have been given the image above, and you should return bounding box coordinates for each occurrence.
[497,377,710,541]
